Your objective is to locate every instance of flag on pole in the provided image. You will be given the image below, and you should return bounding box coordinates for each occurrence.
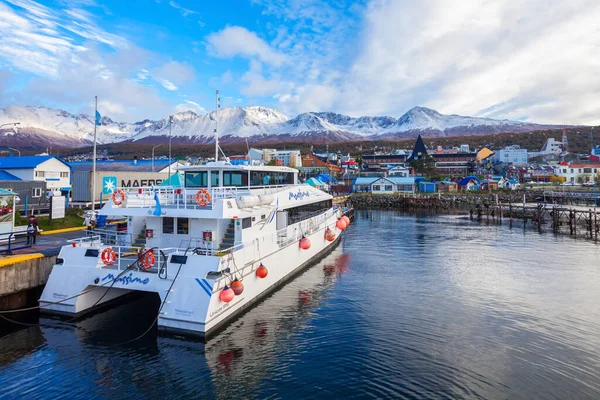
[95,110,102,126]
[153,189,162,216]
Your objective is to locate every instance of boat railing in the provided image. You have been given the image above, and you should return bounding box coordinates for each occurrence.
[109,184,294,210]
[85,228,133,246]
[110,186,238,210]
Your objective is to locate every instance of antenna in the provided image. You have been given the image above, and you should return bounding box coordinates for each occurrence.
[214,90,220,161]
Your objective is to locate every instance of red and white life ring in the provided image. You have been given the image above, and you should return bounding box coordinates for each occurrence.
[101,247,117,265]
[112,189,126,206]
[141,251,155,270]
[195,189,211,207]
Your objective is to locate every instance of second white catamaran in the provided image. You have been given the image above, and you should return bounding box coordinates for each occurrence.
[39,161,349,337]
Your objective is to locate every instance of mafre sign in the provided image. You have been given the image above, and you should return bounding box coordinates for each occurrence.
[50,195,66,219]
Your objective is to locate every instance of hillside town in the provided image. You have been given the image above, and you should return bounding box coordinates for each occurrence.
[0,127,597,223]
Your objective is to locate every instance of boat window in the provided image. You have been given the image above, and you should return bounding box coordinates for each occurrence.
[185,171,207,188]
[211,171,219,187]
[250,171,295,186]
[242,217,252,229]
[286,200,333,225]
[223,171,248,186]
[177,218,190,235]
[163,217,174,234]
[177,217,189,235]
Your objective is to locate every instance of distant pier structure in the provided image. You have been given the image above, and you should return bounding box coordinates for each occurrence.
[472,198,600,240]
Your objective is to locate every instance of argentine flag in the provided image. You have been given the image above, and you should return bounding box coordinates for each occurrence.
[95,110,102,126]
[153,189,162,216]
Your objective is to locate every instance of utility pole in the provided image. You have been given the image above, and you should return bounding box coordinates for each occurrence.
[215,90,220,162]
[152,144,163,172]
[92,96,97,211]
[168,115,172,179]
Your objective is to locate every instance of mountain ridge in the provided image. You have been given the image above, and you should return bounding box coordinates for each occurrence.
[0,105,572,149]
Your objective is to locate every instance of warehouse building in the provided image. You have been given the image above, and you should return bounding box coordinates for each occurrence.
[69,159,183,205]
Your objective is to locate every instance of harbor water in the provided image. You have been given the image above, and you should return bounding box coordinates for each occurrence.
[1,210,600,399]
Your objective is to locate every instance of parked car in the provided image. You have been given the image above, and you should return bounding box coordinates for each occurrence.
[583,181,596,187]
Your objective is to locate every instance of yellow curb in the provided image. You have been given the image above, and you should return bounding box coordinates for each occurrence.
[0,253,45,268]
[40,226,86,235]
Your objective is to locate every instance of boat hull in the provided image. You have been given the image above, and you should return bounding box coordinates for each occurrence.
[39,215,344,338]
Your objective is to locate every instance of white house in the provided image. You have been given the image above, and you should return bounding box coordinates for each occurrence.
[363,177,415,193]
[493,145,528,165]
[271,150,302,167]
[554,163,600,184]
[0,155,71,197]
[247,148,301,167]
[388,165,411,177]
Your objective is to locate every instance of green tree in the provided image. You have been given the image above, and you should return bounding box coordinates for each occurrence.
[409,155,437,177]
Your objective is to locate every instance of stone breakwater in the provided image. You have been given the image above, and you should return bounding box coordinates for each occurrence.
[349,192,539,210]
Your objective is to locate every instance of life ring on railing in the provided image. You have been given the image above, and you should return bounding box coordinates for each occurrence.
[195,189,211,207]
[141,251,155,270]
[101,248,116,265]
[112,189,126,206]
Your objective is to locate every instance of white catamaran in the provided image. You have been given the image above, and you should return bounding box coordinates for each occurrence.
[39,162,348,337]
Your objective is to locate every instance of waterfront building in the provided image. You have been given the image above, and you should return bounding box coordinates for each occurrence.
[458,177,480,191]
[353,176,415,193]
[529,137,565,158]
[69,159,183,205]
[388,165,411,177]
[437,181,458,193]
[553,162,600,184]
[0,155,71,197]
[247,148,301,167]
[492,145,528,165]
[0,171,48,213]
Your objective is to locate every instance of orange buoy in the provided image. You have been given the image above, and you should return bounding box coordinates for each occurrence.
[324,228,335,242]
[299,236,311,250]
[336,218,347,231]
[341,215,350,225]
[230,279,244,296]
[219,286,235,302]
[256,263,268,278]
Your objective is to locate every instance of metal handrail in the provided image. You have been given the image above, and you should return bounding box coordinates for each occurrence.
[109,184,296,210]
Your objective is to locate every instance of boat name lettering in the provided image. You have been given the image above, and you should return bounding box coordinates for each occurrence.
[121,179,163,187]
[53,292,68,299]
[209,300,236,318]
[289,190,311,201]
[101,273,150,286]
[175,309,195,317]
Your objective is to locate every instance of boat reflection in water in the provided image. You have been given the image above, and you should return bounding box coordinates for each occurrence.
[0,245,350,399]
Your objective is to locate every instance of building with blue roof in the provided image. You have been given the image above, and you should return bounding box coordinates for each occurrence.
[69,159,184,204]
[0,155,71,196]
[353,176,415,193]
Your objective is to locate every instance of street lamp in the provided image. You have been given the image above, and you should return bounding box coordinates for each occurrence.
[152,144,163,172]
[8,147,20,157]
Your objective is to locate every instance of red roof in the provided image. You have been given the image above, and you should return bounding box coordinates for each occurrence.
[566,163,600,168]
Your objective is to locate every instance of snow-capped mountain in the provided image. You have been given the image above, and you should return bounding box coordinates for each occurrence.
[0,105,566,149]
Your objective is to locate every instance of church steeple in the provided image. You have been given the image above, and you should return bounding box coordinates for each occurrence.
[407,134,428,162]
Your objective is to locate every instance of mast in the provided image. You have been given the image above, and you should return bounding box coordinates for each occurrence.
[92,95,97,211]
[215,90,220,161]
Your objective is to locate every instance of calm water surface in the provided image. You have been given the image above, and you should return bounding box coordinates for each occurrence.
[1,211,600,399]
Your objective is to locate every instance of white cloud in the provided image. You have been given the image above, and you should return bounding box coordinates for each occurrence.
[205,26,287,67]
[0,0,199,121]
[174,100,205,114]
[151,61,195,86]
[169,1,198,17]
[239,0,600,124]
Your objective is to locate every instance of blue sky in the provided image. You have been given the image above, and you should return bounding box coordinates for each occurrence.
[1,0,600,124]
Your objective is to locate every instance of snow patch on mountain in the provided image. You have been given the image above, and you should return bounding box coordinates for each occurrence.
[0,104,565,148]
